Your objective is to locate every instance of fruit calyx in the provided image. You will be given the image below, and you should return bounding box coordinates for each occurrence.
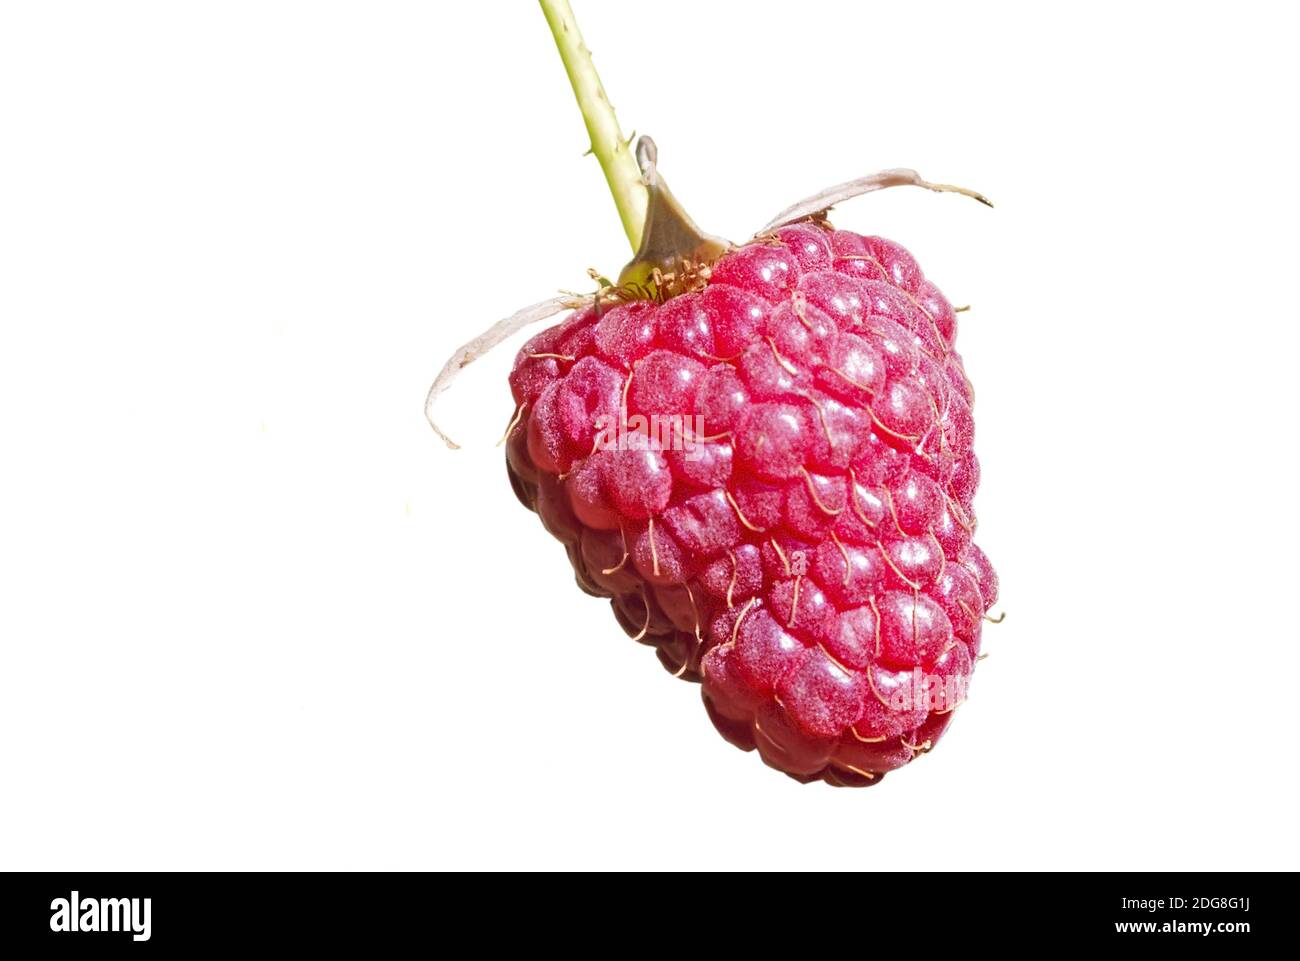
[615,137,729,301]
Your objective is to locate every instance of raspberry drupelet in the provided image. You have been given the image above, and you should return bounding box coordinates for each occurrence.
[504,222,997,786]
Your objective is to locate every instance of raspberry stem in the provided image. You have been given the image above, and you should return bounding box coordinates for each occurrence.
[539,0,647,251]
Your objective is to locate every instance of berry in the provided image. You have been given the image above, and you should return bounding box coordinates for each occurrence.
[412,1,999,787]
[504,224,997,786]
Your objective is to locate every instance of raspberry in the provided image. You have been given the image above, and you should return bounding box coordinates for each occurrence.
[504,224,997,786]
[420,1,997,786]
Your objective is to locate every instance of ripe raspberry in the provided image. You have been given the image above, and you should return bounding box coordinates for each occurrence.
[420,1,999,786]
[504,223,997,786]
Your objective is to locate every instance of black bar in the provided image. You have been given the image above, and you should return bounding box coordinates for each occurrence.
[0,871,1283,950]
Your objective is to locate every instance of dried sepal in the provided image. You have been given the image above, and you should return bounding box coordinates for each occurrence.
[424,295,580,449]
[758,168,991,235]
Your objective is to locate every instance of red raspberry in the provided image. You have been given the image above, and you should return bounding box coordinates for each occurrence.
[504,224,997,786]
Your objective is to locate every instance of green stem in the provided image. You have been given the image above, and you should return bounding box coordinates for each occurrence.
[539,0,647,251]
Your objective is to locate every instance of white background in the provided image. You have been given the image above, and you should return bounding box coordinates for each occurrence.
[2,1,1298,871]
